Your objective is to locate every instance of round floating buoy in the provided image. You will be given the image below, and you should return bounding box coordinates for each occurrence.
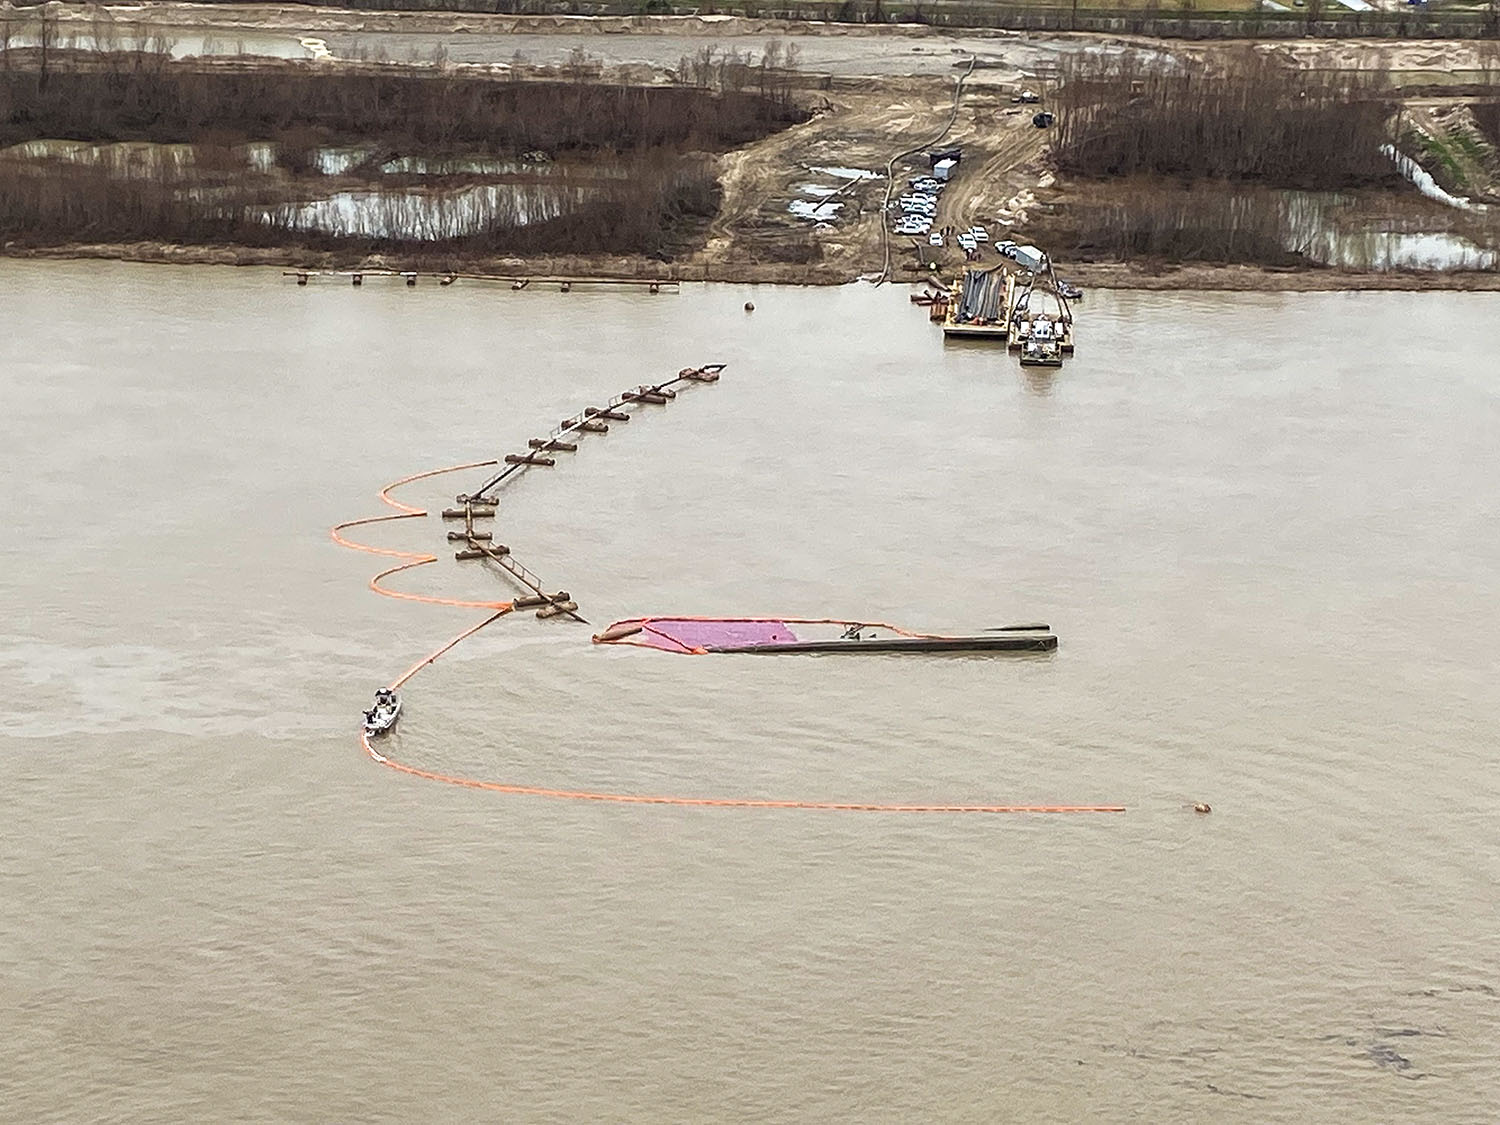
[744,301,755,312]
[1193,802,1212,814]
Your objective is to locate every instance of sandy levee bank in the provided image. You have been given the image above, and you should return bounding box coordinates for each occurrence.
[10,241,1500,291]
[33,3,1500,78]
[46,2,982,39]
[0,241,860,284]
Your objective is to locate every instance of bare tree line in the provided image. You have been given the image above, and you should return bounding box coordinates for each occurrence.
[0,43,803,257]
[0,55,806,152]
[1051,52,1398,189]
[672,41,803,102]
[0,153,719,257]
[1032,183,1306,266]
[1032,179,1498,268]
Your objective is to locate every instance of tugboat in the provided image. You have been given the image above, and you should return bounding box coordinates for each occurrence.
[1018,316,1065,367]
[1020,337,1064,367]
[363,688,402,736]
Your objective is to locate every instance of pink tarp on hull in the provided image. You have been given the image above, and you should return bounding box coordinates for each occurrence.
[639,618,799,652]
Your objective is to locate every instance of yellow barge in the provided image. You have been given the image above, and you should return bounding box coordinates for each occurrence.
[941,268,1014,340]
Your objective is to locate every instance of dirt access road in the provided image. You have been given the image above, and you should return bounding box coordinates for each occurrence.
[36,3,1138,75]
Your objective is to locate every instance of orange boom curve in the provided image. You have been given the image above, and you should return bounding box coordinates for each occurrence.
[333,388,1124,815]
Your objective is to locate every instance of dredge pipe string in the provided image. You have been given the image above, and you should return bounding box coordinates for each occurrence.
[468,368,718,501]
[878,54,976,286]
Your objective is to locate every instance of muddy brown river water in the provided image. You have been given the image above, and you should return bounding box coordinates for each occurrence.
[2,261,1498,1120]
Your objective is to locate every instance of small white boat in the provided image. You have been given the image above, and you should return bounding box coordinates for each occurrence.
[363,689,402,736]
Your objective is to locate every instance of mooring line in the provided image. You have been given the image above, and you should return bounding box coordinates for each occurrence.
[388,608,514,691]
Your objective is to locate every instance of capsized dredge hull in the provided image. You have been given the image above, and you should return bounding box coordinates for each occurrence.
[709,633,1055,654]
[593,617,1056,655]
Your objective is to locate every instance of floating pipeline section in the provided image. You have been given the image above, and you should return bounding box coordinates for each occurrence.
[287,268,677,292]
[334,363,1124,815]
[463,365,724,505]
[954,267,1007,325]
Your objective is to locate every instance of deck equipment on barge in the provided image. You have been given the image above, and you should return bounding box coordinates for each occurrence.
[941,267,1012,339]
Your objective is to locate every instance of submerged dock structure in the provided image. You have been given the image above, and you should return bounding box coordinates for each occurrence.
[285,269,677,293]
